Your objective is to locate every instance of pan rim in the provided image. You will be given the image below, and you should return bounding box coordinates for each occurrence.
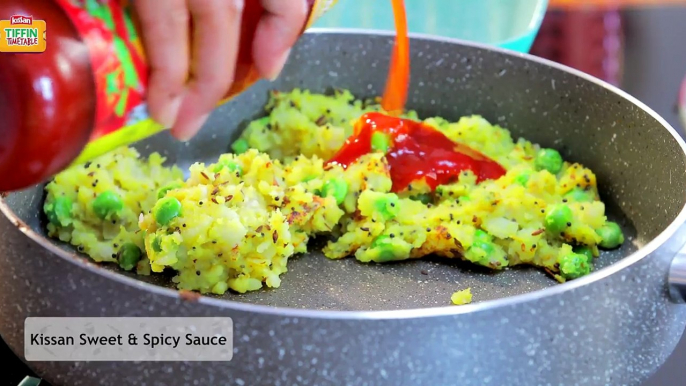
[3,28,686,320]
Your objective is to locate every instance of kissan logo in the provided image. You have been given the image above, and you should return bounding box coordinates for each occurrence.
[0,14,46,53]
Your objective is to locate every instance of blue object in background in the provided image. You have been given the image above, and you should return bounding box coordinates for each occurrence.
[313,0,549,53]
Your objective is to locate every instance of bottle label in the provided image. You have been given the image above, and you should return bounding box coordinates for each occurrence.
[55,0,153,164]
[55,0,336,166]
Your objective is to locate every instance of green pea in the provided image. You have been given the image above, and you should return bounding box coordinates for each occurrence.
[321,178,348,205]
[231,138,250,154]
[371,236,399,262]
[544,204,573,233]
[473,241,495,255]
[45,196,73,226]
[596,221,624,249]
[573,245,594,263]
[117,243,142,271]
[534,148,563,174]
[255,116,270,127]
[377,249,397,262]
[157,181,184,199]
[514,172,530,186]
[474,229,492,242]
[212,160,243,175]
[151,236,162,252]
[92,191,124,220]
[374,193,400,220]
[153,197,182,226]
[559,252,592,279]
[371,131,391,154]
[372,235,391,248]
[410,193,432,205]
[465,240,496,265]
[564,187,594,202]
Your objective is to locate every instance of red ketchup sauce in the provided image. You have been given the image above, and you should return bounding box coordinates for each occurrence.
[326,112,507,192]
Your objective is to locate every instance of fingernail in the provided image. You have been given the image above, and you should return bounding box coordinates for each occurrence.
[173,113,209,142]
[267,49,291,81]
[158,96,183,128]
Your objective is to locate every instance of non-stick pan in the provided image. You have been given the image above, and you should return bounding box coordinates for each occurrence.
[2,30,686,386]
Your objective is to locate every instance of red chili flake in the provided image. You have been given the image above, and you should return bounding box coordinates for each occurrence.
[316,115,327,126]
[87,171,95,177]
[520,243,526,252]
[256,225,264,233]
[211,187,219,196]
[179,290,201,302]
[225,195,234,202]
[472,215,478,223]
[286,211,303,224]
[200,171,209,180]
[531,229,545,236]
[211,197,219,204]
[272,230,278,243]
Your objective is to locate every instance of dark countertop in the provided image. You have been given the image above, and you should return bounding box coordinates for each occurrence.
[3,5,686,386]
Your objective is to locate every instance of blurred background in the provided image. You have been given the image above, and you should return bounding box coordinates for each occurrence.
[314,0,686,139]
[533,2,686,383]
[7,0,686,385]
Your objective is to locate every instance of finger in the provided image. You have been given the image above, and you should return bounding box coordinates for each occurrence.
[133,0,189,128]
[171,0,244,140]
[253,0,308,80]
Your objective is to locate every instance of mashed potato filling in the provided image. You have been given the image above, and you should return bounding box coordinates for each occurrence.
[44,89,624,295]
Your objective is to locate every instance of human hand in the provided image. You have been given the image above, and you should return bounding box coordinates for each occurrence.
[134,0,308,140]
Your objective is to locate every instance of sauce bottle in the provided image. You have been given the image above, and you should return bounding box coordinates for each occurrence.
[0,0,339,192]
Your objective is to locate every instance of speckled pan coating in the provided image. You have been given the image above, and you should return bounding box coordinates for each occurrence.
[2,30,686,386]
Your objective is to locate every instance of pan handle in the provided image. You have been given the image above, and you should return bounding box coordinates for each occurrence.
[668,243,686,303]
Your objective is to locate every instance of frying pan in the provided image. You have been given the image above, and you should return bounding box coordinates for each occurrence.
[2,30,686,386]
